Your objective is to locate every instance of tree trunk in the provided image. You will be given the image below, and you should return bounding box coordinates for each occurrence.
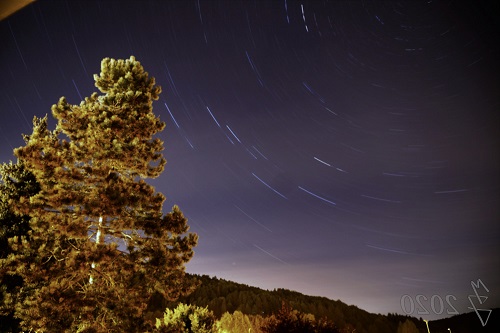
[89,216,103,284]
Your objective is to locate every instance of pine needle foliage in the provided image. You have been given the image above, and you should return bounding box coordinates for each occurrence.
[0,161,40,332]
[10,56,198,332]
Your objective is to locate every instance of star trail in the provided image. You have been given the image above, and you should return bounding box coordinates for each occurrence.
[0,0,498,320]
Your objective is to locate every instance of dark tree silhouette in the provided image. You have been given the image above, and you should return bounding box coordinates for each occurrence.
[0,161,40,332]
[262,301,317,333]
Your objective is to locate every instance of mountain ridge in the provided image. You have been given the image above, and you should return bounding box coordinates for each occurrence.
[149,274,499,333]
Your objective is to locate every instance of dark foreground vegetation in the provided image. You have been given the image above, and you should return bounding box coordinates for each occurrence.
[151,274,499,333]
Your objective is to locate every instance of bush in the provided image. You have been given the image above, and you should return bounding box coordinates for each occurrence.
[155,303,216,333]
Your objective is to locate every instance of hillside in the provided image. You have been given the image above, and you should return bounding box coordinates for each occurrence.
[149,274,419,333]
[149,274,499,333]
[428,308,499,333]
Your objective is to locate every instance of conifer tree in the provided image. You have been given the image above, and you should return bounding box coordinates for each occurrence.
[0,161,40,332]
[10,56,198,332]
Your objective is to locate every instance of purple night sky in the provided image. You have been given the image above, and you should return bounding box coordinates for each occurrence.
[1,0,498,320]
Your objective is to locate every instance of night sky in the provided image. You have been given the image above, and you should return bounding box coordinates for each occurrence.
[1,0,499,320]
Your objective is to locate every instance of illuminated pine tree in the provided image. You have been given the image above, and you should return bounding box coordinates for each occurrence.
[12,56,198,332]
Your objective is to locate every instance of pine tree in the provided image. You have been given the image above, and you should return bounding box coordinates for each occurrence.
[10,56,198,332]
[0,161,40,332]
